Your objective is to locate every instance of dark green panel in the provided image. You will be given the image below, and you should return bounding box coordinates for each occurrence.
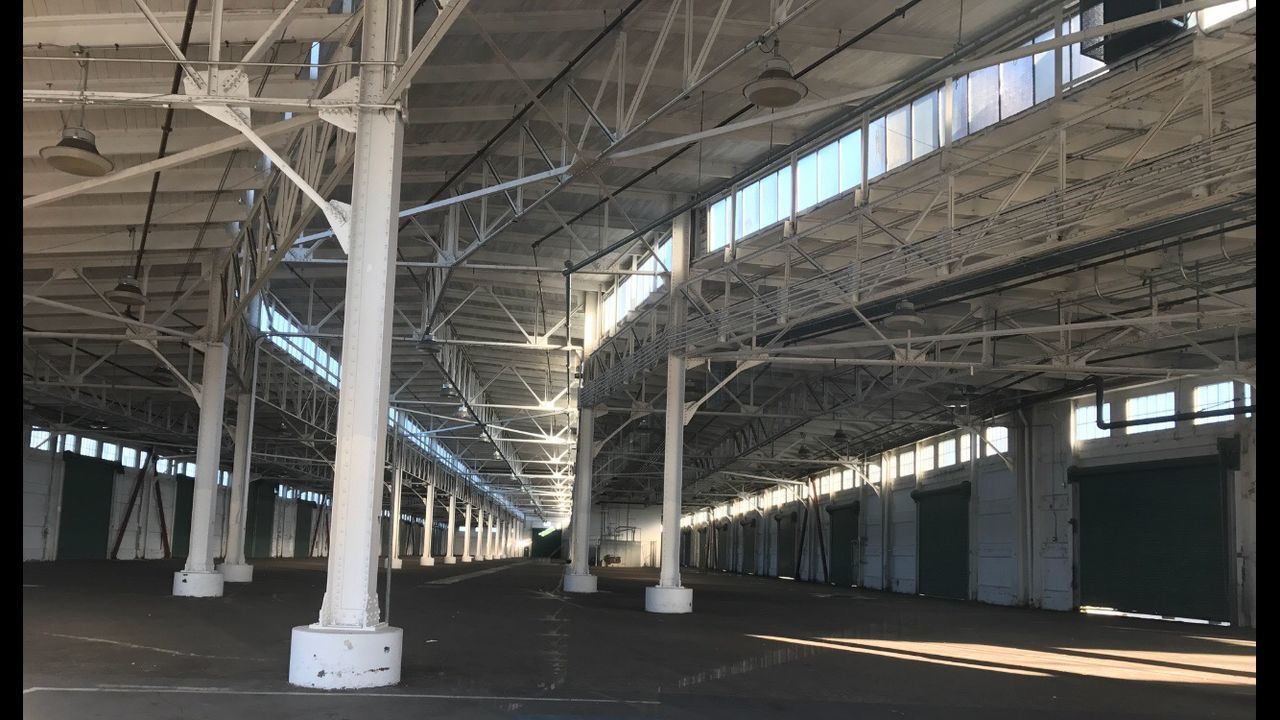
[57,454,116,560]
[828,506,859,587]
[295,501,315,558]
[776,512,797,578]
[716,524,731,570]
[917,488,969,600]
[741,520,756,574]
[169,475,194,559]
[531,528,561,558]
[245,481,276,559]
[1077,457,1229,622]
[680,529,691,566]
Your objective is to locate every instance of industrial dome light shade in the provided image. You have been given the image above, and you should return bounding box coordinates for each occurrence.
[441,381,458,398]
[883,300,925,332]
[744,54,808,109]
[105,276,148,306]
[455,404,469,418]
[40,127,114,177]
[942,391,971,409]
[832,426,849,445]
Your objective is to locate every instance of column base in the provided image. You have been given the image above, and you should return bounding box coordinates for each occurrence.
[216,563,254,583]
[563,573,597,594]
[173,570,224,597]
[444,556,457,564]
[389,558,403,569]
[419,557,435,567]
[288,624,403,689]
[462,556,474,563]
[645,585,692,614]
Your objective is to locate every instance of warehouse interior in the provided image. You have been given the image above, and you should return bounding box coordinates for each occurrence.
[23,0,1255,717]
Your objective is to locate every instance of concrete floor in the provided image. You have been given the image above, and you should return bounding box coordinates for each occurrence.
[23,559,1254,719]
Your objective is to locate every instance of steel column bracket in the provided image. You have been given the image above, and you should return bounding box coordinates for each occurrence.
[325,200,353,254]
[683,360,763,425]
[318,76,361,133]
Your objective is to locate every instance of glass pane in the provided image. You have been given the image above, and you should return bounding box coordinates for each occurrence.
[759,172,779,227]
[952,75,969,140]
[777,165,792,219]
[868,117,886,179]
[969,65,1000,132]
[838,130,862,193]
[885,104,910,171]
[741,182,760,236]
[708,199,727,251]
[817,142,839,202]
[911,91,939,159]
[1034,30,1055,104]
[1125,392,1175,434]
[733,189,745,240]
[1000,53,1034,119]
[796,153,818,211]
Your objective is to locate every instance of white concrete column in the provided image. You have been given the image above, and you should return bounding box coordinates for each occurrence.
[489,513,497,559]
[476,508,488,560]
[443,494,457,563]
[461,502,474,561]
[565,290,599,593]
[218,392,254,582]
[420,484,436,566]
[565,408,597,592]
[287,0,404,689]
[647,210,692,614]
[174,340,229,597]
[388,433,404,569]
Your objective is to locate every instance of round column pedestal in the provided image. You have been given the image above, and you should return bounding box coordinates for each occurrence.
[389,558,403,569]
[563,573,597,594]
[173,570,224,597]
[645,585,692,614]
[216,563,254,583]
[419,557,435,567]
[462,555,474,563]
[288,624,403,689]
[443,556,458,565]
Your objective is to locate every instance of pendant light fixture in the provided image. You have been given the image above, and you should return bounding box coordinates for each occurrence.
[40,48,114,177]
[744,39,808,109]
[883,300,925,332]
[105,227,149,307]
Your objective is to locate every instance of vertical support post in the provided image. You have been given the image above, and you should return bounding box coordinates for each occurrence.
[218,392,255,582]
[174,266,228,597]
[565,290,599,592]
[646,210,692,614]
[288,0,404,690]
[462,502,474,561]
[420,482,436,565]
[389,427,404,569]
[444,494,458,563]
[478,508,489,560]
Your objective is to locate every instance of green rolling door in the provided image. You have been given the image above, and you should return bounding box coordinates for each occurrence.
[57,453,117,560]
[295,501,315,558]
[531,528,561,558]
[169,475,194,559]
[1074,456,1230,622]
[776,510,798,578]
[680,529,691,566]
[716,522,732,570]
[740,519,757,574]
[245,480,276,559]
[827,502,860,587]
[914,482,970,600]
[697,528,709,567]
